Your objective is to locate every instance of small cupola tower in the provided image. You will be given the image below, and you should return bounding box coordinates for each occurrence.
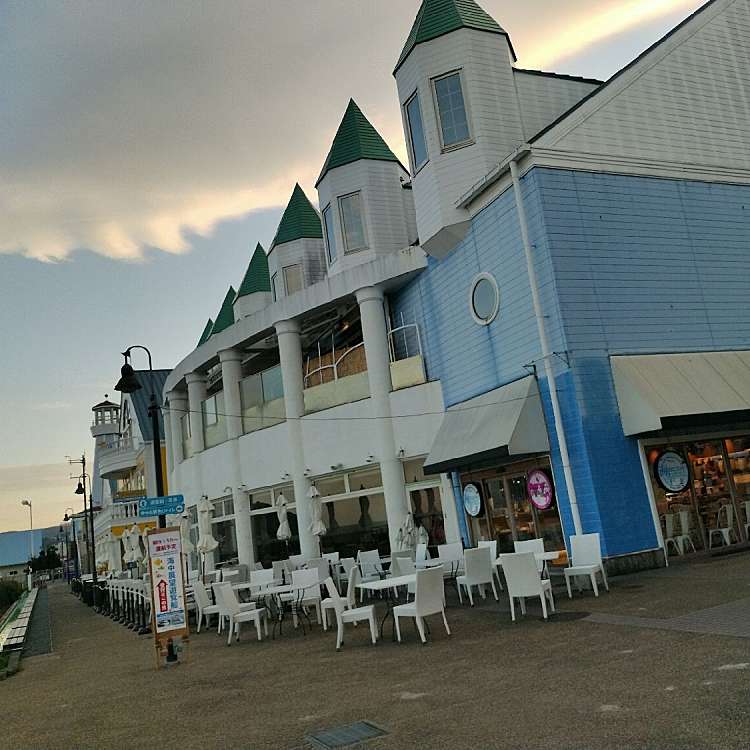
[267,184,325,301]
[90,396,121,508]
[316,99,417,275]
[394,0,523,258]
[234,243,272,318]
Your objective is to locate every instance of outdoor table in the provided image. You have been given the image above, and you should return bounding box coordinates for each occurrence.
[357,573,417,640]
[262,581,322,638]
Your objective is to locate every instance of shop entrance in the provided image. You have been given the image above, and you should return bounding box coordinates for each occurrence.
[460,459,564,553]
[646,434,750,554]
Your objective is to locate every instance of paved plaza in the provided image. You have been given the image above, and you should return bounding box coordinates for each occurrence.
[3,553,750,750]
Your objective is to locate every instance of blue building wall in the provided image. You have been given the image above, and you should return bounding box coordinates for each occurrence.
[392,167,750,558]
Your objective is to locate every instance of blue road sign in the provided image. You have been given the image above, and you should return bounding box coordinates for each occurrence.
[138,494,185,517]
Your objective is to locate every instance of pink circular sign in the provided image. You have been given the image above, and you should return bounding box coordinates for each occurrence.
[527,469,554,510]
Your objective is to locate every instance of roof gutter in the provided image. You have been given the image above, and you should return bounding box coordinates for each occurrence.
[456,144,532,209]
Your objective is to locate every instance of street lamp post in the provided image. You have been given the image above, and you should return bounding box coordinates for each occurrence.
[20,499,33,590]
[114,345,166,528]
[69,455,97,605]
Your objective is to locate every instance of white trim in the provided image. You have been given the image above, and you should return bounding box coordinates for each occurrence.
[338,190,369,254]
[404,89,429,174]
[637,439,668,566]
[468,272,500,326]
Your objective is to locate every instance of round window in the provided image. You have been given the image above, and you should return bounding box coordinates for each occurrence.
[469,273,500,325]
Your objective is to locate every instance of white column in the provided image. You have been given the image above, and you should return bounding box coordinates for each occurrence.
[275,319,318,560]
[219,348,244,441]
[356,286,410,552]
[167,390,187,466]
[163,399,175,475]
[185,371,206,455]
[219,348,255,566]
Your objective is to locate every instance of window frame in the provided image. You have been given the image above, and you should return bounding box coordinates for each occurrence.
[469,272,500,326]
[271,272,279,301]
[404,90,429,174]
[203,394,219,426]
[338,191,368,255]
[282,264,303,296]
[322,203,337,265]
[431,69,473,153]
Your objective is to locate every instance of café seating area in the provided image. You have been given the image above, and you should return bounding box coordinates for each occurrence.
[185,533,609,650]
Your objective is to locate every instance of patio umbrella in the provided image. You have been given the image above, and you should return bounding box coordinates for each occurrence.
[122,525,139,564]
[397,512,416,551]
[179,515,195,554]
[308,486,327,537]
[108,532,122,574]
[417,524,429,546]
[275,493,291,541]
[196,495,219,580]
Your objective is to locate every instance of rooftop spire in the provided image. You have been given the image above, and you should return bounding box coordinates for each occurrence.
[197,318,214,346]
[237,243,271,298]
[316,99,402,186]
[394,0,513,74]
[270,184,323,250]
[210,287,237,336]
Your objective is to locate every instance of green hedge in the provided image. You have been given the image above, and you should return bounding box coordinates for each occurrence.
[0,579,24,611]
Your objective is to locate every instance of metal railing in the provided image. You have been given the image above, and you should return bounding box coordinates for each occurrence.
[304,341,367,387]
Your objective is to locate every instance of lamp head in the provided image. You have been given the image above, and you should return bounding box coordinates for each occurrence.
[114,361,141,394]
[21,499,31,507]
[75,482,84,495]
[63,513,70,522]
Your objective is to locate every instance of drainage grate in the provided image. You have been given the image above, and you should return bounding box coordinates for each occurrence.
[307,721,388,749]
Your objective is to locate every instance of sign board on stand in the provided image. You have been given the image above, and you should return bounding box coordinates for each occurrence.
[146,526,190,668]
[139,494,185,518]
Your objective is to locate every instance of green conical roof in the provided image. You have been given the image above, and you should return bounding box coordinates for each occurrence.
[210,287,237,336]
[197,318,214,347]
[270,184,323,250]
[316,99,402,186]
[394,0,513,74]
[237,243,271,298]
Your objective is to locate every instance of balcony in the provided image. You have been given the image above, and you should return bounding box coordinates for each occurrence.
[99,437,140,479]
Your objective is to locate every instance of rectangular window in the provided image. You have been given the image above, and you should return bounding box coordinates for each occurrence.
[339,192,367,253]
[271,272,279,301]
[202,395,218,426]
[283,264,303,295]
[405,92,428,171]
[261,365,284,403]
[323,204,337,264]
[433,71,470,149]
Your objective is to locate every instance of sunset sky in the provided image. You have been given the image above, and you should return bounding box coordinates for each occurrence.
[0,0,705,531]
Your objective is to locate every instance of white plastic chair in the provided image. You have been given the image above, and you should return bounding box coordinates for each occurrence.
[322,564,361,628]
[415,543,430,567]
[249,568,275,593]
[499,552,555,621]
[193,582,220,633]
[393,566,450,644]
[337,557,356,592]
[514,538,545,573]
[288,553,306,570]
[323,577,377,651]
[212,582,258,633]
[214,583,268,645]
[437,542,464,577]
[283,568,324,629]
[457,547,499,606]
[357,550,383,581]
[305,557,331,585]
[662,513,682,556]
[709,505,736,548]
[564,533,609,598]
[322,551,340,564]
[478,539,503,591]
[676,509,696,553]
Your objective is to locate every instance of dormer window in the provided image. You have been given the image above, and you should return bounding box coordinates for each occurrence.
[323,204,337,264]
[339,192,367,253]
[433,70,471,150]
[405,91,428,172]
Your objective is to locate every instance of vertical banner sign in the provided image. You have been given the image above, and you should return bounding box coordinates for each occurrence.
[147,526,189,667]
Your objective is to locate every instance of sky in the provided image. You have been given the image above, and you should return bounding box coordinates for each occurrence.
[0,0,705,532]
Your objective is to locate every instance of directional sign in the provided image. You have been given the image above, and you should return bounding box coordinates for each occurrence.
[138,494,185,517]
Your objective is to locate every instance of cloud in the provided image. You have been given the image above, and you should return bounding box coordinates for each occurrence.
[0,1,703,262]
[0,463,74,532]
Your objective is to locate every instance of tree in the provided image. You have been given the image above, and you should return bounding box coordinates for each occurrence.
[29,546,62,572]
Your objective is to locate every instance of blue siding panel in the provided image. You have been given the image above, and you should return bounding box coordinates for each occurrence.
[391,167,750,560]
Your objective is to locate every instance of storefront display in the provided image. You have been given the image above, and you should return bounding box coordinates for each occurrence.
[460,458,564,553]
[647,434,750,553]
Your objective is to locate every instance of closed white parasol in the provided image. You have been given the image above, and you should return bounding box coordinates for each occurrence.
[196,495,219,554]
[308,485,327,537]
[276,493,291,541]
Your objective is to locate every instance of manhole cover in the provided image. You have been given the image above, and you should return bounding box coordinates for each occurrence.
[307,721,388,749]
[550,611,590,622]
